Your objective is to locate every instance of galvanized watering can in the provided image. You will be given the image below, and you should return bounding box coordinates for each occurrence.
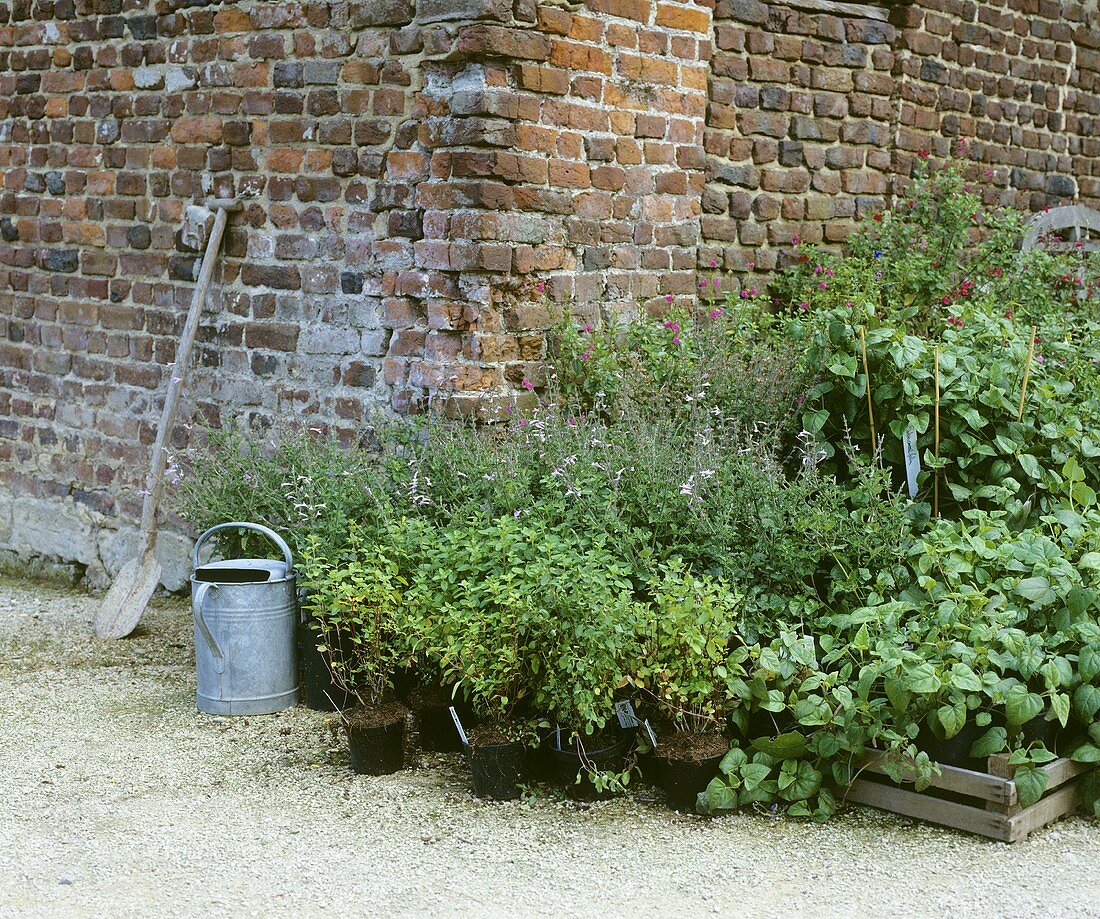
[191,522,299,715]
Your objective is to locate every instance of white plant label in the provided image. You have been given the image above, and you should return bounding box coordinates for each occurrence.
[448,706,468,747]
[902,425,920,498]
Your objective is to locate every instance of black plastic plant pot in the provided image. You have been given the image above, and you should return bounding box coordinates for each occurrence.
[658,751,726,812]
[469,740,525,801]
[1020,715,1060,753]
[346,703,408,776]
[543,729,633,800]
[410,685,473,753]
[298,622,350,712]
[920,720,989,769]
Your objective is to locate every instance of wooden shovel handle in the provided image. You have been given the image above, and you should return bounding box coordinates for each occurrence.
[137,207,229,556]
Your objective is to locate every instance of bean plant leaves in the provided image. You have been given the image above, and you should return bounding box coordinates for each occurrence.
[937,701,966,739]
[1081,645,1100,684]
[1071,743,1100,764]
[1074,684,1100,722]
[904,663,942,694]
[1013,764,1049,809]
[969,727,1008,759]
[1015,576,1055,606]
[1004,685,1044,726]
[949,663,982,692]
[751,732,808,760]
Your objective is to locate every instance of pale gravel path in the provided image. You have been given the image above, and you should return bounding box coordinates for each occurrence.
[0,577,1097,919]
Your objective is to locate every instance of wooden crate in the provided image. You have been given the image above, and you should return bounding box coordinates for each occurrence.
[846,753,1093,843]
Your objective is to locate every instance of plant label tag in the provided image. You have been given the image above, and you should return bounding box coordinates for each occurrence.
[902,425,920,498]
[643,719,659,748]
[448,706,468,748]
[613,700,639,729]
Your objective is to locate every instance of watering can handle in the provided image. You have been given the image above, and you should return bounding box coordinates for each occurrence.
[192,522,294,573]
[192,581,225,674]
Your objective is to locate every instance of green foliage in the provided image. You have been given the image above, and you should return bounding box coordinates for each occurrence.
[298,523,410,706]
[633,561,745,733]
[176,164,1098,818]
[176,424,388,560]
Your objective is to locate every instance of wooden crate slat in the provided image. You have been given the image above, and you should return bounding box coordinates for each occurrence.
[1004,781,1083,844]
[862,754,1015,805]
[848,755,1092,843]
[1035,757,1091,792]
[847,778,1014,842]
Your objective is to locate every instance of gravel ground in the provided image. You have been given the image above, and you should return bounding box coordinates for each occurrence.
[0,577,1097,919]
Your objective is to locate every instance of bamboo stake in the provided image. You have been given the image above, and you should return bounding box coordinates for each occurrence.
[1016,325,1038,422]
[859,325,877,461]
[934,346,940,520]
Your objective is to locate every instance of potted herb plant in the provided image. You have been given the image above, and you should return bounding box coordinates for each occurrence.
[529,532,644,797]
[300,526,411,775]
[436,575,542,799]
[634,562,739,810]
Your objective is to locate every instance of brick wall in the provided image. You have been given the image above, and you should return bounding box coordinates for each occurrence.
[702,0,1100,282]
[0,0,1098,584]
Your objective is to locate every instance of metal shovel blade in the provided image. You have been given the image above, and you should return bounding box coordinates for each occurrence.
[94,554,163,640]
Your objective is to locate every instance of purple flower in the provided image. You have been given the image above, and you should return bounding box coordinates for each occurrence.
[672,335,681,346]
[708,308,724,319]
[521,378,535,391]
[665,294,674,303]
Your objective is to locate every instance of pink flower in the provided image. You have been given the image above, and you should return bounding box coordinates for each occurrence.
[799,301,809,312]
[747,261,755,269]
[699,279,707,288]
[818,282,827,290]
[579,351,591,361]
[664,294,674,303]
[663,320,680,332]
[537,282,546,293]
[519,418,529,427]
[749,287,757,296]
[521,378,535,391]
[1036,354,1044,363]
[708,308,724,319]
[711,277,720,287]
[583,323,593,333]
[708,259,717,268]
[672,335,681,345]
[504,403,513,414]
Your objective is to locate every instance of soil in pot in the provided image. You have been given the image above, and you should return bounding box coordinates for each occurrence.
[543,727,633,800]
[345,701,408,775]
[1018,714,1061,753]
[409,684,469,753]
[467,724,525,801]
[298,622,350,712]
[654,731,729,812]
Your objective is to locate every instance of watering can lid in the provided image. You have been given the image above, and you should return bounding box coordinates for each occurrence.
[193,559,289,581]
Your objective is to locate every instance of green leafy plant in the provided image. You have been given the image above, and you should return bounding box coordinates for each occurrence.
[299,522,410,706]
[633,561,745,734]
